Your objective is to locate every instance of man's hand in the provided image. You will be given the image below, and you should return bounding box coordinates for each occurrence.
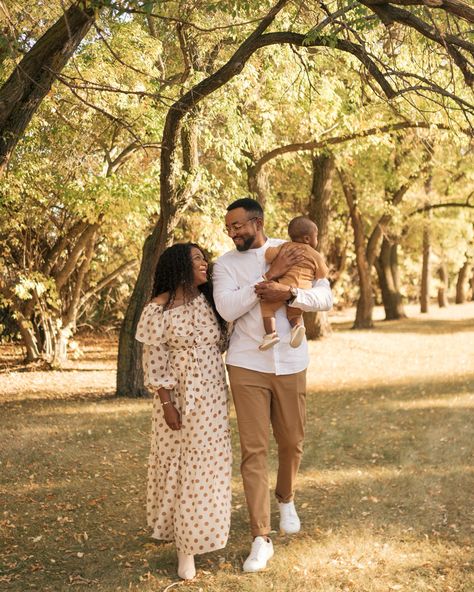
[265,246,304,281]
[255,280,292,302]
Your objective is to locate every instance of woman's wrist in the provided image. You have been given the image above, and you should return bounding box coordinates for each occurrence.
[157,387,172,406]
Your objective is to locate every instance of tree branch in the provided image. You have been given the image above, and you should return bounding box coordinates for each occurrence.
[408,197,474,215]
[360,0,474,23]
[360,1,474,86]
[42,220,88,275]
[107,141,161,175]
[54,223,99,291]
[250,121,449,175]
[366,151,433,265]
[0,1,95,173]
[78,259,138,313]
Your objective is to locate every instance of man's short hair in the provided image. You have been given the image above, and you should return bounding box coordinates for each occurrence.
[226,197,264,218]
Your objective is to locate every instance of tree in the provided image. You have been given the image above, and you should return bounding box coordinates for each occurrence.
[455,255,472,304]
[0,1,95,174]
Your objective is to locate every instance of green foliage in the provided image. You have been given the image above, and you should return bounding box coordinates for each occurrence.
[2,0,473,353]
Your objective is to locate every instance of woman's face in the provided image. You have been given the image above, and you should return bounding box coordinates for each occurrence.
[190,247,208,286]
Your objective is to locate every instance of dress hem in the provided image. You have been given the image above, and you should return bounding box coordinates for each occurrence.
[150,533,229,556]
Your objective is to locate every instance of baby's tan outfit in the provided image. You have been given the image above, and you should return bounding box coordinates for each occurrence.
[262,242,326,320]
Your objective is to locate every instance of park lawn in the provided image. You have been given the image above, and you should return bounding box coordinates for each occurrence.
[1,303,473,591]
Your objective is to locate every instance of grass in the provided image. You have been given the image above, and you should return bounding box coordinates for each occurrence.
[1,303,473,591]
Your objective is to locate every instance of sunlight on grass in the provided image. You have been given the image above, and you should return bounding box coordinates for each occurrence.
[257,532,473,592]
[302,466,401,485]
[382,393,474,410]
[30,401,151,416]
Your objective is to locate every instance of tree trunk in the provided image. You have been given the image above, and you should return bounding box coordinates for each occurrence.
[0,2,95,173]
[304,311,332,339]
[51,226,98,367]
[51,327,72,368]
[338,168,374,329]
[420,173,433,314]
[420,225,431,313]
[437,261,449,308]
[304,152,335,338]
[16,315,40,362]
[116,217,170,397]
[308,152,334,255]
[247,163,269,207]
[375,237,406,319]
[116,114,201,397]
[327,234,347,289]
[455,259,471,304]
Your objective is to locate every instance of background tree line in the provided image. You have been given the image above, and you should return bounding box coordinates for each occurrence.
[0,0,473,394]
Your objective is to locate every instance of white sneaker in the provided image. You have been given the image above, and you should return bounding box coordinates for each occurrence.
[259,332,280,351]
[177,551,195,580]
[279,501,301,534]
[289,325,306,348]
[242,536,274,572]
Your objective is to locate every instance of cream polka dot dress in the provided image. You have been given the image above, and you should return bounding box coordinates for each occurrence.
[135,293,232,555]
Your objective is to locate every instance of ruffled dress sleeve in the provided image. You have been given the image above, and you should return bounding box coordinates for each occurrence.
[135,303,176,392]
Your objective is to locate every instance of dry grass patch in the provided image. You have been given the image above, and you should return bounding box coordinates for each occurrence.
[1,303,473,591]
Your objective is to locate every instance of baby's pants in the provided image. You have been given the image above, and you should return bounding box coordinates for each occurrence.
[260,300,302,322]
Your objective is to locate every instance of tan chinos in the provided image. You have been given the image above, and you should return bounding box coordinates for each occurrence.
[227,365,306,537]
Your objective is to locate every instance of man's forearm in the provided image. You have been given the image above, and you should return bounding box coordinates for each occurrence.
[213,262,263,322]
[214,284,260,322]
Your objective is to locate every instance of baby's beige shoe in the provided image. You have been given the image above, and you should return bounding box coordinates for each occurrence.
[289,325,306,348]
[259,332,280,351]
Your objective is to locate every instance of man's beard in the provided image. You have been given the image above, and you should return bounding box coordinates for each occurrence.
[235,236,255,251]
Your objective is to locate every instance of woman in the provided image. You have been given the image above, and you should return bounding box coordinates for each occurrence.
[135,243,232,580]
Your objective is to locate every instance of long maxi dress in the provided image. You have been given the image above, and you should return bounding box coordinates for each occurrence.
[135,293,232,555]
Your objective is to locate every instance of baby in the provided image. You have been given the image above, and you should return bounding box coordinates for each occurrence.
[259,216,329,351]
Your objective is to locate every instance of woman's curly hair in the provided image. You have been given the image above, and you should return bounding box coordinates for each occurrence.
[152,242,226,332]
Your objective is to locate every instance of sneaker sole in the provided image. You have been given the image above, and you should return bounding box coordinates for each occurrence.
[289,326,305,348]
[259,339,280,351]
[279,524,301,534]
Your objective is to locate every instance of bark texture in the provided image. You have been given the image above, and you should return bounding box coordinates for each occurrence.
[420,176,433,313]
[338,168,374,329]
[375,237,407,319]
[437,261,449,308]
[0,2,95,173]
[304,152,335,339]
[455,258,471,303]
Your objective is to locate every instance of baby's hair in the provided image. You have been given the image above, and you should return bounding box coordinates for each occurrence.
[288,216,318,240]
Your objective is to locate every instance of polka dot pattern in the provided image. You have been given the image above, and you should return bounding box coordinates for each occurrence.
[136,294,232,555]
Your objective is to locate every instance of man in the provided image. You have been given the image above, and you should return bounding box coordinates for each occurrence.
[213,197,333,572]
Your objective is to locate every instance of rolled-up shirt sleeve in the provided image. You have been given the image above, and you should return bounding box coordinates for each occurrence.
[290,278,333,312]
[213,258,263,322]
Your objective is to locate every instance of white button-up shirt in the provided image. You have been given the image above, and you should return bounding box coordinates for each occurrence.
[213,238,333,375]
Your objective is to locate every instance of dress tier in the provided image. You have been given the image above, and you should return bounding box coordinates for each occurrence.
[136,294,232,555]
